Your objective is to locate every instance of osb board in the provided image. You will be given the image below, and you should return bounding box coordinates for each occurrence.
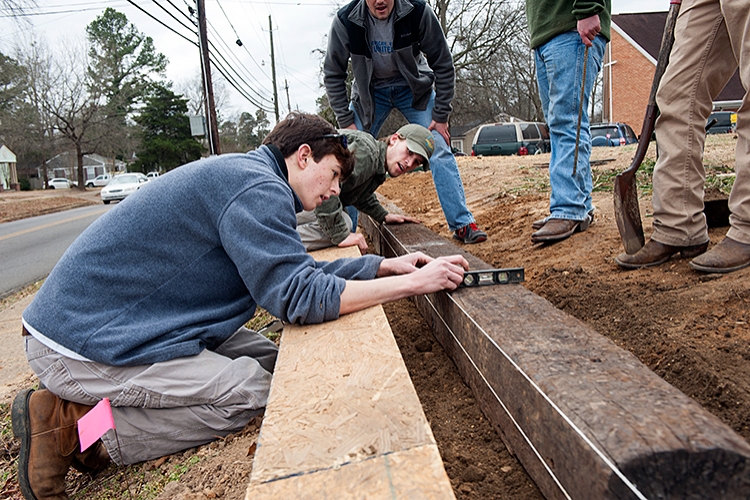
[307,244,361,261]
[250,245,447,492]
[246,444,455,500]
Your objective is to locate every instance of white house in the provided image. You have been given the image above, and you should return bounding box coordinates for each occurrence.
[0,145,18,191]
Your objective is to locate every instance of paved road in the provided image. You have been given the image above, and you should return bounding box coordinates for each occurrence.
[0,204,112,299]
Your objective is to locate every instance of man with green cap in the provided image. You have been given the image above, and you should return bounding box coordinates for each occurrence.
[297,123,434,252]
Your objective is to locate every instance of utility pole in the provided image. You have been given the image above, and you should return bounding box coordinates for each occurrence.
[284,79,291,114]
[197,0,221,155]
[269,15,279,122]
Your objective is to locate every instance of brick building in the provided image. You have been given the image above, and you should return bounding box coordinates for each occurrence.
[603,12,743,134]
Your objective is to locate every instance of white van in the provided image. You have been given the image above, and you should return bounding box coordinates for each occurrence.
[146,172,160,180]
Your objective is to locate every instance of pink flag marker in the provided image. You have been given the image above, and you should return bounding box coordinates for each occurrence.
[77,398,116,452]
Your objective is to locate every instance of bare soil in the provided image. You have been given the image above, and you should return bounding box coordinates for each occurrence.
[0,189,99,223]
[1,134,744,499]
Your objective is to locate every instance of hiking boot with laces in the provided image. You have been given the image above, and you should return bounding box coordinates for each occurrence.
[453,223,487,244]
[12,388,111,500]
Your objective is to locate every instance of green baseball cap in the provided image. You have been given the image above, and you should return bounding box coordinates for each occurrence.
[397,124,435,169]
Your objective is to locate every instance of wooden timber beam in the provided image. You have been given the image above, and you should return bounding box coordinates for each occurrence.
[246,246,455,499]
[360,212,750,499]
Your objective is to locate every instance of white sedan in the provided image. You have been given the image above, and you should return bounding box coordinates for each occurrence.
[100,173,149,204]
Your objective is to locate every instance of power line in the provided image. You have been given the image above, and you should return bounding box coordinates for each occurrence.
[146,0,197,37]
[206,20,273,101]
[125,0,197,45]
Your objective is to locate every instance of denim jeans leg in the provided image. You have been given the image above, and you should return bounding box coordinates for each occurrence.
[391,88,474,231]
[535,33,605,220]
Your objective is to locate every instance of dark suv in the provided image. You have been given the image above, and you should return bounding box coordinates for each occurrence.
[471,121,550,156]
[590,122,638,147]
[706,111,737,134]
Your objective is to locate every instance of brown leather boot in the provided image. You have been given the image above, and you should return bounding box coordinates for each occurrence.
[615,239,708,269]
[12,388,109,500]
[690,236,750,273]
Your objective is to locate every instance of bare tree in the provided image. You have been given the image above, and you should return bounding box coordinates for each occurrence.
[13,38,58,188]
[175,72,229,123]
[1,0,36,17]
[314,0,540,129]
[430,0,542,125]
[45,42,111,189]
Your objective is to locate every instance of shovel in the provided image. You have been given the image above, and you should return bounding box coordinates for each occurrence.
[614,0,682,254]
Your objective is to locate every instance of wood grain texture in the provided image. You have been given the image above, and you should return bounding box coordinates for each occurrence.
[247,245,454,499]
[361,209,750,499]
[247,445,453,500]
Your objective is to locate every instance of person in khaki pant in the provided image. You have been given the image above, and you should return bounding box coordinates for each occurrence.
[617,0,750,272]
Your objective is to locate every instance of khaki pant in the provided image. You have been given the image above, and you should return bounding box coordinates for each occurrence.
[652,0,750,246]
[296,210,353,251]
[25,328,278,465]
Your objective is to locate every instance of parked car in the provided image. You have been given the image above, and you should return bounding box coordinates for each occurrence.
[471,121,549,156]
[451,147,468,157]
[146,171,160,180]
[86,174,112,188]
[100,173,149,204]
[590,122,638,147]
[706,111,737,134]
[47,178,74,189]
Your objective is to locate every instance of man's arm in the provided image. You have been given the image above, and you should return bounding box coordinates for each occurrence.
[315,195,359,246]
[418,4,455,126]
[573,0,606,46]
[323,16,357,128]
[339,253,468,314]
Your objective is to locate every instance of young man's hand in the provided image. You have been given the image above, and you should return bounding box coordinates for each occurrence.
[384,213,421,225]
[377,252,468,278]
[339,253,469,315]
[409,256,468,293]
[338,233,368,253]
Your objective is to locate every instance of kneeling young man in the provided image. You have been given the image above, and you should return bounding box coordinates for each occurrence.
[12,112,468,500]
[297,123,433,253]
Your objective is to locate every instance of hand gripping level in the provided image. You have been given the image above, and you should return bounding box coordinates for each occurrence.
[459,268,525,288]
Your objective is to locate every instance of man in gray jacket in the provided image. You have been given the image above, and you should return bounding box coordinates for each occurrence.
[297,123,433,252]
[324,0,487,244]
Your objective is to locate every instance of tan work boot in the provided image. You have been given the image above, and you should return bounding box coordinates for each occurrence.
[690,236,750,273]
[615,239,708,269]
[12,388,111,500]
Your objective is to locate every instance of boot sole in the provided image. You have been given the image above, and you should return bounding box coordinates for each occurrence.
[615,243,708,270]
[615,254,670,269]
[12,388,39,500]
[689,259,750,274]
[452,232,487,244]
[532,219,589,243]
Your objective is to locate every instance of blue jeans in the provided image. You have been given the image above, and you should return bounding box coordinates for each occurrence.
[535,32,606,221]
[350,86,474,231]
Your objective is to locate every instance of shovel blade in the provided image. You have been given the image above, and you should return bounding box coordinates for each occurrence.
[614,171,645,254]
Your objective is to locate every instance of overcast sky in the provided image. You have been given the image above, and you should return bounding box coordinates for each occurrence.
[0,0,665,123]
